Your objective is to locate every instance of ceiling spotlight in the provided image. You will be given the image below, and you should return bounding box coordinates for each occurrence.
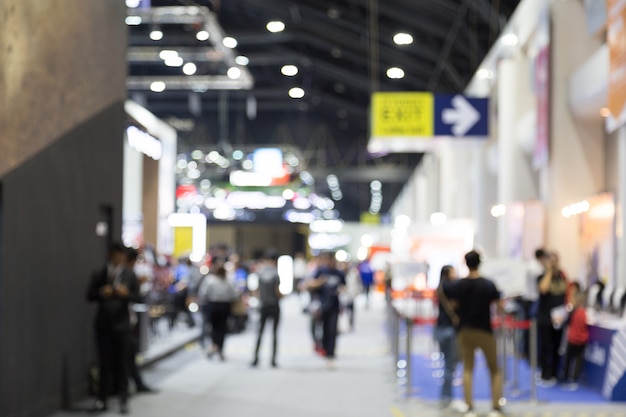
[150,81,166,93]
[126,0,141,7]
[125,16,142,25]
[165,56,183,67]
[289,87,305,99]
[235,55,249,66]
[183,62,197,75]
[159,50,178,60]
[393,33,414,45]
[477,68,494,79]
[501,33,519,46]
[222,36,238,48]
[149,27,163,41]
[196,30,210,41]
[281,65,299,76]
[386,67,405,79]
[227,67,242,79]
[266,21,286,33]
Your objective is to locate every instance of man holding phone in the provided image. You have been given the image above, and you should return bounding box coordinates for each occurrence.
[87,243,140,414]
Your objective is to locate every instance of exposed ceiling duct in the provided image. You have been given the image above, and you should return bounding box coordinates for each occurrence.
[126,6,254,91]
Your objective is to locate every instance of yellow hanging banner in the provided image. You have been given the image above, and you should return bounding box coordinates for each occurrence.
[371,92,434,137]
[173,226,193,259]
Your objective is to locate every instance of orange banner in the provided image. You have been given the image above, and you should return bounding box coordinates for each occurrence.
[607,0,626,124]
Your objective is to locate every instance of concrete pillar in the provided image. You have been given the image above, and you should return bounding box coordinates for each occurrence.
[548,0,604,274]
[497,58,519,257]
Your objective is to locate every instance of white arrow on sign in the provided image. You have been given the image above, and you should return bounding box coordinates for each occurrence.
[441,95,480,136]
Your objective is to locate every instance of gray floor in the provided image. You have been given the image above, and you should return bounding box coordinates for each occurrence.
[49,294,626,417]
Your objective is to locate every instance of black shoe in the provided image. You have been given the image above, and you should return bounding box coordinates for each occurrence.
[93,400,107,412]
[271,358,278,368]
[120,401,129,415]
[250,359,258,367]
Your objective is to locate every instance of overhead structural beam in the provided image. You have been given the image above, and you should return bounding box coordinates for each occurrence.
[427,0,471,91]
[468,0,502,36]
[127,46,224,62]
[127,6,254,87]
[127,75,253,90]
[310,166,414,183]
[241,0,447,84]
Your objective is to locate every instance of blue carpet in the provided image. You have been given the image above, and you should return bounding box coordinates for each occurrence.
[402,352,607,403]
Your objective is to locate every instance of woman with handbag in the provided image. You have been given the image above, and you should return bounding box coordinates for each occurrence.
[434,265,460,407]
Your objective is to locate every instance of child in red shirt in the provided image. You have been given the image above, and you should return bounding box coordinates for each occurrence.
[562,283,589,389]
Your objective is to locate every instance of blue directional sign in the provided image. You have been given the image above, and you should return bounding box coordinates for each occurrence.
[434,95,489,137]
[369,92,489,153]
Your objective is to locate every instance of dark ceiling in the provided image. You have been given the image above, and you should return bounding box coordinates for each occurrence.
[128,0,520,222]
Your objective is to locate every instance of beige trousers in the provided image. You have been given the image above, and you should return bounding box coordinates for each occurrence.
[457,328,503,410]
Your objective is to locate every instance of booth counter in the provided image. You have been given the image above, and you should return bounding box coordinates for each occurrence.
[582,313,626,401]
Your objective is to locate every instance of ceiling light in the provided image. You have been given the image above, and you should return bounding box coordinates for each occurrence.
[289,87,305,99]
[222,37,238,48]
[501,33,519,46]
[394,215,411,229]
[125,16,142,25]
[165,56,183,67]
[490,204,507,218]
[196,30,210,41]
[266,21,286,33]
[386,67,405,79]
[183,62,197,75]
[159,50,178,60]
[370,180,382,191]
[150,81,166,92]
[477,68,494,79]
[235,55,249,66]
[281,65,299,76]
[126,0,141,7]
[430,212,447,225]
[393,33,414,45]
[150,28,163,41]
[227,67,241,79]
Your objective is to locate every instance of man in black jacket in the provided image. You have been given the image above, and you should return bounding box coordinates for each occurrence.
[87,243,140,414]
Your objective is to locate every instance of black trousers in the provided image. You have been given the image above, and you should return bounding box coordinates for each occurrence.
[208,302,231,352]
[538,322,563,380]
[96,328,130,403]
[322,307,340,358]
[128,327,145,389]
[254,304,280,360]
[563,343,586,382]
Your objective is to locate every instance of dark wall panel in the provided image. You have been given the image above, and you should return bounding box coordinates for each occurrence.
[0,102,125,417]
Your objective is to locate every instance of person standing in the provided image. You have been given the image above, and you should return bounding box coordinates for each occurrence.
[358,259,374,308]
[449,250,503,417]
[307,252,346,369]
[434,265,459,407]
[537,251,568,386]
[198,263,237,361]
[343,262,363,331]
[561,284,589,389]
[87,243,140,414]
[251,252,282,367]
[125,248,155,394]
[169,257,195,329]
